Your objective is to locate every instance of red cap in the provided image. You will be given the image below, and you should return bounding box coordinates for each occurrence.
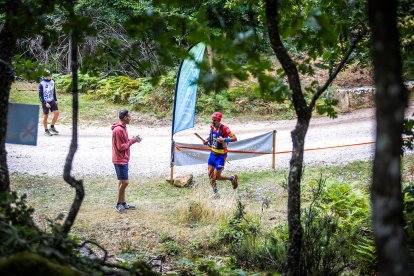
[211,112,222,122]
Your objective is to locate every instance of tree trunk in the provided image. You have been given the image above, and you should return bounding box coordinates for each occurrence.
[368,0,411,274]
[285,118,309,274]
[0,1,20,193]
[63,1,85,235]
[265,1,310,274]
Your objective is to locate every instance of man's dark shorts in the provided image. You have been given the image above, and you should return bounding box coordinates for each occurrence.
[42,100,58,115]
[114,164,129,180]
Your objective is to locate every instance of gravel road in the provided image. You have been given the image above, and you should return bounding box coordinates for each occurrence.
[7,107,413,179]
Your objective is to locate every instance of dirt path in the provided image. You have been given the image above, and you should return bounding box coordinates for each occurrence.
[7,106,414,178]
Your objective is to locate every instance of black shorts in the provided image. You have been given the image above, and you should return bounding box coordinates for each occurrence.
[42,100,58,115]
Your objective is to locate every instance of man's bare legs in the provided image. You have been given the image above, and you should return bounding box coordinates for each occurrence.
[118,180,129,203]
[51,110,59,126]
[43,114,49,130]
[208,166,237,198]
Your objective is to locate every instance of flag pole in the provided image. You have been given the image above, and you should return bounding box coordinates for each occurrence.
[272,130,277,169]
[170,139,175,184]
[170,43,206,185]
[170,46,187,185]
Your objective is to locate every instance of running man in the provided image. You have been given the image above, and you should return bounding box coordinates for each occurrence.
[203,112,239,198]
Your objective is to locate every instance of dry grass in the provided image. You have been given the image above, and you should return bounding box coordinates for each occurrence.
[13,159,384,267]
[177,184,237,225]
[10,172,288,259]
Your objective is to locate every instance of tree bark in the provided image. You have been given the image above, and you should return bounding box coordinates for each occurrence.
[368,0,411,274]
[0,1,21,193]
[265,1,366,274]
[63,1,85,235]
[265,1,309,274]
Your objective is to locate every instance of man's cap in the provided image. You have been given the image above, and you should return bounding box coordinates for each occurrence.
[44,69,51,76]
[119,109,129,120]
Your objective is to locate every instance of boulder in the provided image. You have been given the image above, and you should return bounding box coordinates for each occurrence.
[167,174,193,188]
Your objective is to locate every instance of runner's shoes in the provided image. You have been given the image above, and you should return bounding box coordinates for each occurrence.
[231,175,239,189]
[123,202,136,210]
[50,126,59,135]
[45,129,53,136]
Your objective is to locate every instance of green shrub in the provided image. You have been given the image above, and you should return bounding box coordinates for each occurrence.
[54,74,100,93]
[129,72,176,116]
[179,257,248,276]
[0,192,158,275]
[217,201,285,272]
[300,178,375,275]
[403,184,414,269]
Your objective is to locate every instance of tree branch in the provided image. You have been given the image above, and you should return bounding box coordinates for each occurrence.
[309,26,367,111]
[265,0,309,118]
[63,3,85,235]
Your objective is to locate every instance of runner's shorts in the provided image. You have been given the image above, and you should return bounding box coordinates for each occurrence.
[42,100,58,115]
[114,164,129,180]
[208,152,227,171]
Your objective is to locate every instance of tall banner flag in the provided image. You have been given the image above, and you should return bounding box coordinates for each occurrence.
[170,43,206,183]
[172,42,206,135]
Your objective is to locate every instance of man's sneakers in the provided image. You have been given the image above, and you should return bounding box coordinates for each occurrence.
[123,202,136,210]
[50,126,59,135]
[115,203,126,214]
[116,202,136,213]
[231,175,239,189]
[44,129,53,136]
[44,126,59,136]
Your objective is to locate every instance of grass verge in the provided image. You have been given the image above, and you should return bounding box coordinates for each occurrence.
[12,154,412,272]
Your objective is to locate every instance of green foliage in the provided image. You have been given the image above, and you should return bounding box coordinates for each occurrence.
[216,201,285,271]
[179,257,248,276]
[0,252,81,276]
[94,76,142,103]
[53,74,100,93]
[197,82,294,119]
[0,191,158,275]
[300,177,375,275]
[398,0,414,80]
[163,240,182,256]
[160,234,183,256]
[13,56,50,82]
[129,72,176,116]
[402,118,414,154]
[54,73,176,116]
[403,184,414,266]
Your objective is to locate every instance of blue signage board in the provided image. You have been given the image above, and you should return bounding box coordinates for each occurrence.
[6,103,39,146]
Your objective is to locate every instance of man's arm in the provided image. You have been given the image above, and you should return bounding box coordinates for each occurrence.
[114,128,136,151]
[39,83,45,104]
[53,85,57,102]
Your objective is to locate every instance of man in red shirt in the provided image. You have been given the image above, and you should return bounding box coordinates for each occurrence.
[203,112,239,198]
[111,109,141,213]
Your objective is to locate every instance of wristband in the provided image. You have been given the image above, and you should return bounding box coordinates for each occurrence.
[225,138,231,143]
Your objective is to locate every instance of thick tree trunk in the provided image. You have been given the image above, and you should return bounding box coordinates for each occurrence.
[368,1,411,274]
[63,1,85,235]
[286,118,309,274]
[0,1,20,193]
[265,1,310,274]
